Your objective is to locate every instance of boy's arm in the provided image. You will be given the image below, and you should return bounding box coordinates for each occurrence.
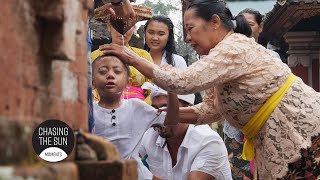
[163,93,179,126]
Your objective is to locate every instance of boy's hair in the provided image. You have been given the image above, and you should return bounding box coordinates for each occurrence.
[92,54,131,77]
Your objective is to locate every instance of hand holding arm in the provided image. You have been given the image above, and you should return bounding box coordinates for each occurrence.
[156,91,222,125]
[157,106,199,124]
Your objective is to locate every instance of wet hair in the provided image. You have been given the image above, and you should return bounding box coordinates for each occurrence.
[92,54,130,77]
[238,8,263,26]
[144,15,176,66]
[187,0,252,37]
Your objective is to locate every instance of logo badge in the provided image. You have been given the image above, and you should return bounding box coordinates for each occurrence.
[32,119,74,162]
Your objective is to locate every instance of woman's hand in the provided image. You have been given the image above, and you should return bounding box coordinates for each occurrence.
[108,0,135,19]
[99,44,139,66]
[100,43,157,79]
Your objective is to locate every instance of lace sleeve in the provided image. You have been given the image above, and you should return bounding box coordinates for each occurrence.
[191,88,223,124]
[152,39,244,94]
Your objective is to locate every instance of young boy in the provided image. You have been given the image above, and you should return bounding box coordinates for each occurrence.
[92,54,179,179]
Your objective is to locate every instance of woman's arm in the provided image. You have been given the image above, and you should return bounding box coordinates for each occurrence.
[179,106,199,124]
[178,105,222,125]
[100,41,243,94]
[100,44,157,79]
[179,88,223,124]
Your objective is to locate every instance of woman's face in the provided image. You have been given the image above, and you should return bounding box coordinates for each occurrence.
[109,25,134,46]
[145,21,170,53]
[242,13,263,42]
[184,8,219,55]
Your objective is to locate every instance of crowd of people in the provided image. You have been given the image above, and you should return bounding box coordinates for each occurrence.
[88,0,320,179]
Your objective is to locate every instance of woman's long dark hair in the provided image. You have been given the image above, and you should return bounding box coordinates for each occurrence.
[187,0,252,37]
[238,8,263,26]
[144,15,176,66]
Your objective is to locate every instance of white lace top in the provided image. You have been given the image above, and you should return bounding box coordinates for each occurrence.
[152,33,320,179]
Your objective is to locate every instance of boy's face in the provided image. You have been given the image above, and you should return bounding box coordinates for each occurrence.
[92,56,129,97]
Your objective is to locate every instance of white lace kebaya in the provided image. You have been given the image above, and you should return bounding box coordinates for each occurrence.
[152,33,320,179]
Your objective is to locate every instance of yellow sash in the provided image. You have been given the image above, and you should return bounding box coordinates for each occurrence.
[240,73,297,161]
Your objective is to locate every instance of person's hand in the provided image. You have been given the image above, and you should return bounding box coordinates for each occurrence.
[99,44,139,66]
[157,107,167,115]
[108,0,135,19]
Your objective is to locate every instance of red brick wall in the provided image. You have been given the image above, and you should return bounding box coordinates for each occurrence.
[312,59,319,92]
[0,0,91,130]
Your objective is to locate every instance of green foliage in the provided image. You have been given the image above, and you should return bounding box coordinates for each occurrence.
[143,0,179,16]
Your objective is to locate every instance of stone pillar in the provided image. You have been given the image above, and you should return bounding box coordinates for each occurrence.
[284,31,320,91]
[0,0,92,128]
[0,1,139,179]
[0,0,89,178]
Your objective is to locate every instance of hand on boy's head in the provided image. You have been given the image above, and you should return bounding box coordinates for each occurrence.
[99,44,138,65]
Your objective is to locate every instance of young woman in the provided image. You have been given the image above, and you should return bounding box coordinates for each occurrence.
[144,15,187,69]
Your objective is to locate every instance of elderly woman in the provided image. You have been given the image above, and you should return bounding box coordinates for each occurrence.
[100,0,320,179]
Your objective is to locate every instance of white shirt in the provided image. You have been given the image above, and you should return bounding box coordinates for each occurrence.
[139,125,232,180]
[267,49,282,62]
[93,99,166,180]
[161,52,188,69]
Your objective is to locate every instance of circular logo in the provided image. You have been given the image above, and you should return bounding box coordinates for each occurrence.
[32,119,74,162]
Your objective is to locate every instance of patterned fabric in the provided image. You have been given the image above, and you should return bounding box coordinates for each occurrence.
[121,86,145,100]
[225,136,252,180]
[280,135,320,180]
[224,121,243,143]
[91,46,153,103]
[152,33,320,179]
